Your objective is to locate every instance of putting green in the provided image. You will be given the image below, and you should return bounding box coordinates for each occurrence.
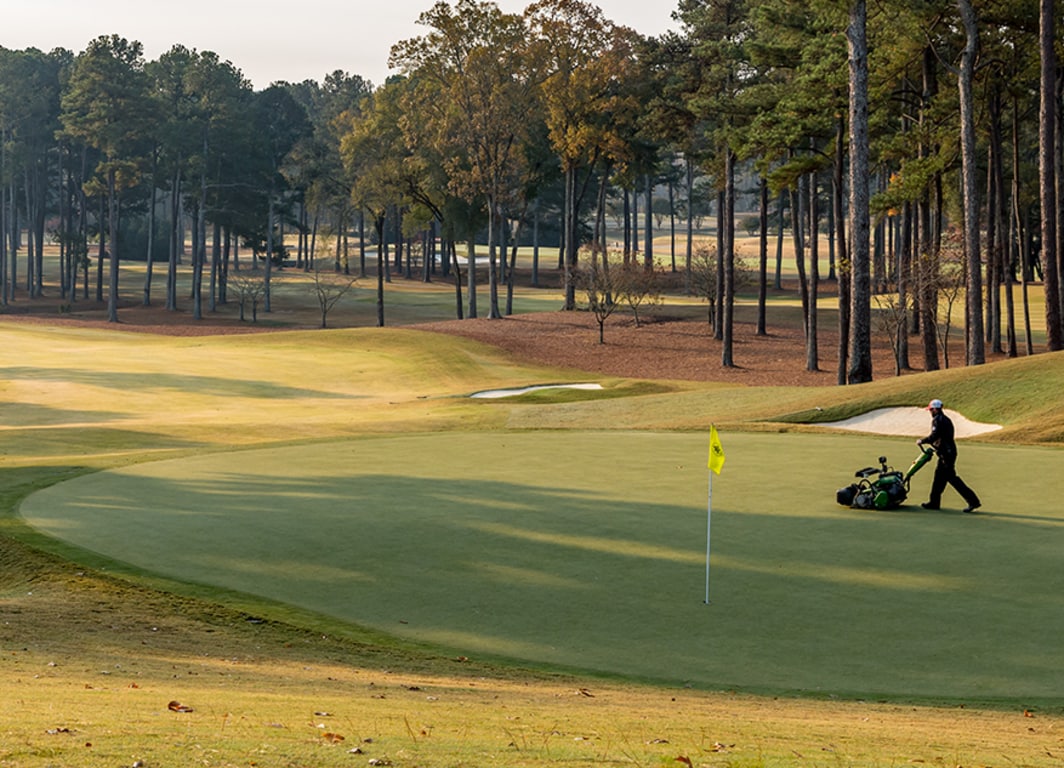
[21,431,1063,701]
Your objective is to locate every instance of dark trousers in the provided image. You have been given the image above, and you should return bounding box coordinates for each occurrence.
[928,454,980,508]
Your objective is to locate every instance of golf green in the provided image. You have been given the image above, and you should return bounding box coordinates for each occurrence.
[20,431,1063,700]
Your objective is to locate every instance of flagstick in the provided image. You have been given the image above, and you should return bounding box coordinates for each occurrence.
[705,469,712,604]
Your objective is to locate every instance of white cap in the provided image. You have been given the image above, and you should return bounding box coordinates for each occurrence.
[925,398,943,410]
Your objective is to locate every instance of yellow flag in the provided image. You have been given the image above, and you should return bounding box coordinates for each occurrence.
[708,425,726,475]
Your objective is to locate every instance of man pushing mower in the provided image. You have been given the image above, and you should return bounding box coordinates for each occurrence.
[836,399,983,512]
[916,398,982,513]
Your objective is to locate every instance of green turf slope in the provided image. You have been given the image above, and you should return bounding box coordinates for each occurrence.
[21,430,1063,703]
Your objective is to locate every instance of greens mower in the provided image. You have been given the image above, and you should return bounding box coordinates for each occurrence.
[836,447,934,510]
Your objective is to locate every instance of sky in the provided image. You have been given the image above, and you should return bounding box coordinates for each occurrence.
[6,0,680,90]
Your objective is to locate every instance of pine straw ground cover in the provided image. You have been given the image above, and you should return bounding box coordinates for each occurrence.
[3,266,1029,388]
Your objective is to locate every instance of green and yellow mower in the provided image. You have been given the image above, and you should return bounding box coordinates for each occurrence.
[836,447,934,510]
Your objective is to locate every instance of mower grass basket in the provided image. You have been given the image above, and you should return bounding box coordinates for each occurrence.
[836,448,933,510]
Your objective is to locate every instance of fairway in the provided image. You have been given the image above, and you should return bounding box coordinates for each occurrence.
[21,430,1064,702]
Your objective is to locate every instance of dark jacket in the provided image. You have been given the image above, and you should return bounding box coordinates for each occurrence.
[920,411,957,460]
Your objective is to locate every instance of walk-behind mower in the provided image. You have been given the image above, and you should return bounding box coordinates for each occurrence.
[836,447,934,510]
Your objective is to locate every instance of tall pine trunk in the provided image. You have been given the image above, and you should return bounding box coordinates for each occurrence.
[143,147,157,306]
[918,46,940,372]
[644,173,653,270]
[1039,0,1062,349]
[834,120,851,384]
[563,164,577,310]
[807,167,820,372]
[847,0,873,383]
[685,157,695,294]
[107,166,120,323]
[757,177,768,336]
[167,166,181,311]
[957,0,985,365]
[722,151,735,367]
[487,196,501,319]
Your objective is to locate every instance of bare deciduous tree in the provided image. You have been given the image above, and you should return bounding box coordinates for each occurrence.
[872,293,911,377]
[312,268,357,328]
[575,261,621,344]
[231,275,266,323]
[616,263,664,327]
[913,232,965,369]
[690,246,718,329]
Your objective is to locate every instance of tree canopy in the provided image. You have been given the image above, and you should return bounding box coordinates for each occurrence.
[1,0,1061,377]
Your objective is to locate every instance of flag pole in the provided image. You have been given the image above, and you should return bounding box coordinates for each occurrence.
[705,469,713,604]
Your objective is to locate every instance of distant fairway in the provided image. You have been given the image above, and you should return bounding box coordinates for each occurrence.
[22,430,1064,701]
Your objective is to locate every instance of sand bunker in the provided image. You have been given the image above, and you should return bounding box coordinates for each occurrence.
[470,383,603,399]
[823,407,1001,438]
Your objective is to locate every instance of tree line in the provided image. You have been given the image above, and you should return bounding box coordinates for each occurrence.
[0,0,1060,383]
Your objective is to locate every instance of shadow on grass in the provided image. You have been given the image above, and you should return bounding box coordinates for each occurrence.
[1,366,360,400]
[0,401,129,428]
[20,437,1064,702]
[0,427,205,462]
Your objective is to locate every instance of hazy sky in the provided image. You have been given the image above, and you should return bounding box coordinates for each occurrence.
[6,0,680,90]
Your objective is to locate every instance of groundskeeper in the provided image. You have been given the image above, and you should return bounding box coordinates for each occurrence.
[916,398,982,513]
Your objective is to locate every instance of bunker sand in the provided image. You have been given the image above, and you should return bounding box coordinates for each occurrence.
[823,407,1001,437]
